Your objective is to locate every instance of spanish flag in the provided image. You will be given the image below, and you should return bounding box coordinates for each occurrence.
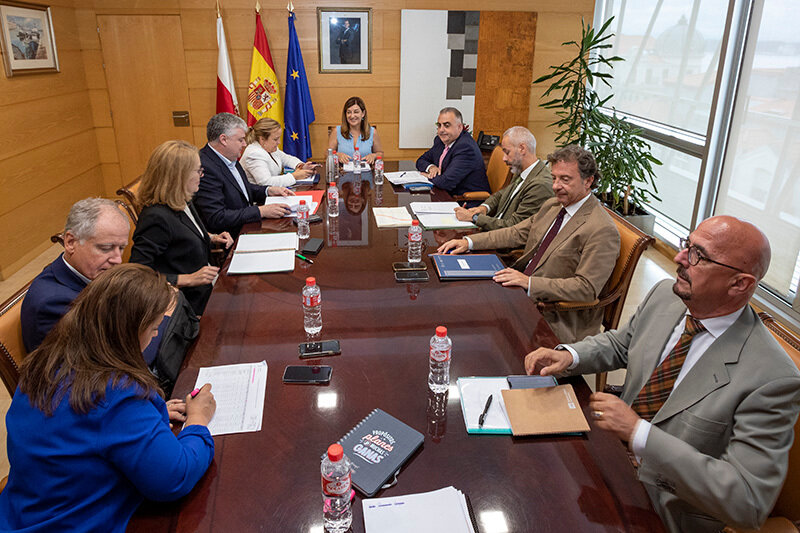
[247,4,283,129]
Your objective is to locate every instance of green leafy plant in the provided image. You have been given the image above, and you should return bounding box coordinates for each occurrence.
[533,17,662,216]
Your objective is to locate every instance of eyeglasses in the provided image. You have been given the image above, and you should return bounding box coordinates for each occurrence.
[679,238,744,273]
[196,167,204,177]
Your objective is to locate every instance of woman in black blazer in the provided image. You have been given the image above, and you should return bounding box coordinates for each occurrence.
[130,140,233,315]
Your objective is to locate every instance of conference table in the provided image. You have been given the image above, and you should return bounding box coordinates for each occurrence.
[128,167,665,532]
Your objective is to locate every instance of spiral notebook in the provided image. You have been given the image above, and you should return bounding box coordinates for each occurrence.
[330,408,424,497]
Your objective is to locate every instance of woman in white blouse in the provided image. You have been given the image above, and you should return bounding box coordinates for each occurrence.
[241,118,318,187]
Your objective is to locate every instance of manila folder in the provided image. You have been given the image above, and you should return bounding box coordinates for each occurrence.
[501,384,590,436]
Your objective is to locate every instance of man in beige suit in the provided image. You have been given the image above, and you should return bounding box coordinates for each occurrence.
[525,217,800,532]
[438,145,620,343]
[453,126,553,231]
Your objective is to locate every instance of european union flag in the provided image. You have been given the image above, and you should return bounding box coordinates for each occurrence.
[283,11,315,161]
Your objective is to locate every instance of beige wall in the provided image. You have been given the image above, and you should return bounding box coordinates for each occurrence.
[0,0,593,280]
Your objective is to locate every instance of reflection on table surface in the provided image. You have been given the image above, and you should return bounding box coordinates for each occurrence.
[128,175,664,533]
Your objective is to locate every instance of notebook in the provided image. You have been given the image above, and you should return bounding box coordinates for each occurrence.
[457,377,512,434]
[362,486,477,533]
[227,232,298,275]
[331,408,424,496]
[501,384,591,436]
[432,254,505,280]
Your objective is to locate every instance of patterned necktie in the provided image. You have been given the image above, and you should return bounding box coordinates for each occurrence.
[523,207,567,276]
[496,174,523,218]
[438,144,450,171]
[631,315,707,421]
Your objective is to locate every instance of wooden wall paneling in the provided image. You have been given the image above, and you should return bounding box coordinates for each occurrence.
[0,51,87,107]
[473,11,536,138]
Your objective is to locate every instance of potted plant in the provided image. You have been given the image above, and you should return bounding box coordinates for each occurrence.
[533,17,661,234]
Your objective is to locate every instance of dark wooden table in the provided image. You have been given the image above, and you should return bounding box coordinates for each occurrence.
[128,171,664,532]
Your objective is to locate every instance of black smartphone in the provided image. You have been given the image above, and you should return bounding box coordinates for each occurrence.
[282,365,332,384]
[395,270,429,283]
[302,237,324,255]
[298,339,341,358]
[293,214,323,225]
[392,262,426,272]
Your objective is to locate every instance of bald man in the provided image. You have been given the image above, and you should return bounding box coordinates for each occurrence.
[524,216,800,532]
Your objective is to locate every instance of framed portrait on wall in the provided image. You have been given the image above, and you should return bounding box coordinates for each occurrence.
[0,1,59,76]
[317,7,371,73]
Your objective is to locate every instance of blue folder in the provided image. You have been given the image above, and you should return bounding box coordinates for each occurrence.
[432,254,505,280]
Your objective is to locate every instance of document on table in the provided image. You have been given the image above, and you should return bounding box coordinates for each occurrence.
[385,171,429,185]
[227,232,298,274]
[457,377,512,434]
[362,486,475,533]
[263,194,319,216]
[415,212,476,230]
[343,160,371,172]
[192,361,268,436]
[409,201,461,215]
[373,207,413,228]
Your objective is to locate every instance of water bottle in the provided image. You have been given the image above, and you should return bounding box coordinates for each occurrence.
[353,147,361,177]
[428,326,451,393]
[321,443,353,533]
[302,277,322,335]
[374,156,384,185]
[327,182,339,218]
[333,151,339,172]
[297,200,310,239]
[326,148,335,182]
[407,219,423,263]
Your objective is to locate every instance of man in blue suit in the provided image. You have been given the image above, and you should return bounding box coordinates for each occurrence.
[194,113,293,238]
[415,107,490,200]
[21,198,132,352]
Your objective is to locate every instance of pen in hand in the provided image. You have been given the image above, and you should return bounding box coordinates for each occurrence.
[478,394,493,427]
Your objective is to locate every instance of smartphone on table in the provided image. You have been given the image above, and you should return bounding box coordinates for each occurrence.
[282,365,332,384]
[394,271,429,283]
[298,339,341,359]
[392,262,426,272]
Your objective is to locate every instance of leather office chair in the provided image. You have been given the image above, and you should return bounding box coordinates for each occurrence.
[116,176,142,224]
[453,145,511,204]
[0,284,29,396]
[722,313,800,533]
[536,207,654,391]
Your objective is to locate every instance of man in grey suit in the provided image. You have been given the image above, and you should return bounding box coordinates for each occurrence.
[453,126,553,231]
[525,216,800,532]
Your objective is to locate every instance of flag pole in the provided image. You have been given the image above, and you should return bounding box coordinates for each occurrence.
[287,1,294,13]
[255,0,260,13]
[216,0,221,18]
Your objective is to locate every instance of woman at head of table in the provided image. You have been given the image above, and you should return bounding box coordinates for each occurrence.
[0,264,216,533]
[130,140,233,316]
[328,96,384,164]
[241,117,319,187]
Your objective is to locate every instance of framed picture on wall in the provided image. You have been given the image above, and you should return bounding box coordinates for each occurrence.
[0,1,59,77]
[317,7,371,73]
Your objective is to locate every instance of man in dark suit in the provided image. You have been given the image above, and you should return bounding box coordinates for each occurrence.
[525,217,800,532]
[453,126,553,231]
[194,113,293,237]
[415,107,490,199]
[21,198,136,352]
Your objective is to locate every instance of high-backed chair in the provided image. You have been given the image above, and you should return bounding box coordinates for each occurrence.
[116,176,142,224]
[722,313,800,533]
[536,207,654,390]
[453,145,511,204]
[0,284,30,396]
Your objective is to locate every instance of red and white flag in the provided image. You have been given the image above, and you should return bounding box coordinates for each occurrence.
[216,9,239,115]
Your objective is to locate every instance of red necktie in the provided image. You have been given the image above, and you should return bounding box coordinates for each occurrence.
[631,315,707,421]
[523,208,567,276]
[438,144,450,171]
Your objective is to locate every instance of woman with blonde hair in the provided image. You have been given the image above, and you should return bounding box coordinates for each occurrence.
[328,96,383,164]
[241,117,318,187]
[0,264,216,532]
[130,139,233,315]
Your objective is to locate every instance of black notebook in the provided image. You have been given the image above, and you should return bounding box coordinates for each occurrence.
[332,408,424,497]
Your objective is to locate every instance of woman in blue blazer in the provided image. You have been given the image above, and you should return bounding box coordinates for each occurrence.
[0,264,216,533]
[130,140,233,315]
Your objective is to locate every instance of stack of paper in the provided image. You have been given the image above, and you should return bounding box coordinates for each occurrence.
[343,160,371,172]
[263,194,319,216]
[192,361,268,436]
[373,207,413,228]
[227,232,298,274]
[409,201,475,229]
[385,171,429,186]
[362,486,475,533]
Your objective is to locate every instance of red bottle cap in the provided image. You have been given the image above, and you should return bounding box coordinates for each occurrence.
[411,220,420,226]
[299,200,306,205]
[436,326,447,337]
[327,443,344,461]
[306,277,316,286]
[329,182,336,187]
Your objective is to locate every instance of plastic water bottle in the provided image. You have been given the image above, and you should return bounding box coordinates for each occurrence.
[302,277,322,335]
[297,200,310,239]
[327,182,339,218]
[407,219,423,263]
[428,326,451,393]
[326,148,335,182]
[333,151,339,172]
[374,155,384,185]
[353,147,362,177]
[321,443,353,533]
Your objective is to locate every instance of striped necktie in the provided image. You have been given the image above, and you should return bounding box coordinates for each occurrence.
[631,315,706,421]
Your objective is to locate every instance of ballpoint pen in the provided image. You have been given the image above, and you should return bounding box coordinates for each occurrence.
[478,394,493,427]
[296,253,314,264]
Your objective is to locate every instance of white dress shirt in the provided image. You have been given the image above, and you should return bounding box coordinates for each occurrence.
[209,144,250,200]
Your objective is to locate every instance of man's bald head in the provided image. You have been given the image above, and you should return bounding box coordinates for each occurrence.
[698,216,771,281]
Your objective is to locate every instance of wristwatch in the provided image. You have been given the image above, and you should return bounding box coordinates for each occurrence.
[472,214,480,224]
